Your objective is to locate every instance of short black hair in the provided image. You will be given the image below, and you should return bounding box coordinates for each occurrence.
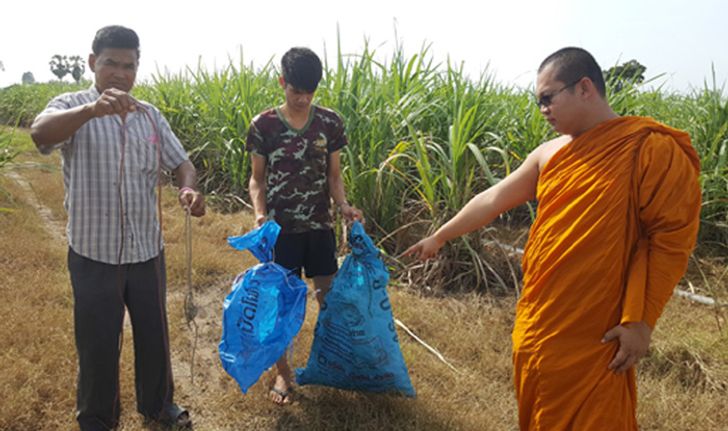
[92,25,140,59]
[281,47,322,93]
[538,47,606,98]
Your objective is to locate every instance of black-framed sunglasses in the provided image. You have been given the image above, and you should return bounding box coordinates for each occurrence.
[534,77,583,108]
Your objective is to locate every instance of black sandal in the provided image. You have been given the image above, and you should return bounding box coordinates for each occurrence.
[145,404,192,429]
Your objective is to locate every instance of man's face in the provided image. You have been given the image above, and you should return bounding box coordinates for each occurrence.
[89,48,138,93]
[280,79,315,113]
[535,64,583,135]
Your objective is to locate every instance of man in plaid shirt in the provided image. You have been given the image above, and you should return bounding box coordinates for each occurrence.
[31,25,203,430]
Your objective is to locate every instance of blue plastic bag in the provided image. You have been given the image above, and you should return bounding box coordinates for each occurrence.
[219,220,307,393]
[295,221,415,397]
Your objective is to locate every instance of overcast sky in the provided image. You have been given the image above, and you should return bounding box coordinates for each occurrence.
[1,0,726,93]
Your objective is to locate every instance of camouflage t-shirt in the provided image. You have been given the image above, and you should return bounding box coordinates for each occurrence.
[246,105,348,233]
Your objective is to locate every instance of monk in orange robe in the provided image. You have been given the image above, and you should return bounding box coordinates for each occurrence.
[405,47,701,430]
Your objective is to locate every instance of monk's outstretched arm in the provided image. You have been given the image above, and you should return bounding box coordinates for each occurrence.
[404,148,540,260]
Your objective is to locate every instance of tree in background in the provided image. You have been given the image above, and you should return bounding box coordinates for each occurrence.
[22,72,35,85]
[69,56,86,84]
[604,59,647,93]
[49,55,86,83]
[0,61,5,72]
[49,55,70,81]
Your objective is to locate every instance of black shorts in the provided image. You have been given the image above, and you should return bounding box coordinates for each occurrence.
[274,229,338,278]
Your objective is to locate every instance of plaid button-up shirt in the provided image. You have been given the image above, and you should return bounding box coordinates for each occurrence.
[41,86,188,264]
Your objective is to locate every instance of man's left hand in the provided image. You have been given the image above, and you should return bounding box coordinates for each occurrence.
[602,321,652,373]
[179,188,205,217]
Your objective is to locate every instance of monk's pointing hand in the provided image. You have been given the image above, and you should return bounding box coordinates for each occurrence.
[602,321,652,373]
[402,235,444,261]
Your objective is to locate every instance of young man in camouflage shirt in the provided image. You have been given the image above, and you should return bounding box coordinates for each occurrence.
[246,47,363,405]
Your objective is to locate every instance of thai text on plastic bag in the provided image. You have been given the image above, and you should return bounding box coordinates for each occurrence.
[296,221,415,397]
[219,220,307,393]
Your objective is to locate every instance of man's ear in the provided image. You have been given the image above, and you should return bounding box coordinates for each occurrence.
[88,54,96,73]
[576,77,596,100]
[278,76,286,88]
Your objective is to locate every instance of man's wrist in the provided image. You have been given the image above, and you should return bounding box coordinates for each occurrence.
[82,102,98,120]
[432,230,448,247]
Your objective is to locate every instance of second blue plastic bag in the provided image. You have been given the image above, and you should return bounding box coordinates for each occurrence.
[219,220,307,393]
[295,221,415,397]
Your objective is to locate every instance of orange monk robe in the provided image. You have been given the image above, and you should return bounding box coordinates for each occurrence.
[513,116,701,431]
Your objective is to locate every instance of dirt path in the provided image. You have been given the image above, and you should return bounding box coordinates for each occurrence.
[5,165,65,242]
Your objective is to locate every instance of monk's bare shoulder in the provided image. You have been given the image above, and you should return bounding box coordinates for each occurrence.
[534,135,573,172]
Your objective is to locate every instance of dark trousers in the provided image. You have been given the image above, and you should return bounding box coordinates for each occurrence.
[68,248,175,431]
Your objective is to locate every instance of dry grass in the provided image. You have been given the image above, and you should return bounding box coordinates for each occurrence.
[0,164,76,430]
[1,139,726,431]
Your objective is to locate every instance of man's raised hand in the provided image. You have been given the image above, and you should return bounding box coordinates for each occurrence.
[92,88,137,118]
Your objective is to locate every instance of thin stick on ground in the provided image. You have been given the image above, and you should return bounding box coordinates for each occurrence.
[395,318,463,375]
